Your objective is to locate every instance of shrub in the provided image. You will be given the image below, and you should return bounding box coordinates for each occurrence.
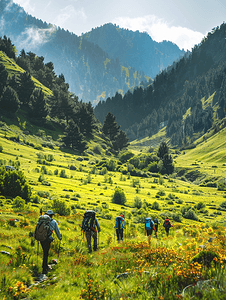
[111,186,126,205]
[0,167,31,202]
[59,169,67,178]
[0,144,3,152]
[52,199,71,216]
[134,196,142,209]
[172,212,182,222]
[218,182,226,191]
[119,151,134,163]
[93,145,102,154]
[69,165,77,170]
[156,189,166,197]
[191,250,219,267]
[152,201,160,210]
[195,201,206,210]
[13,196,25,209]
[219,201,226,209]
[184,209,199,221]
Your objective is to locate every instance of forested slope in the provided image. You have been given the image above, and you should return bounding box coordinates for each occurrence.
[94,23,226,146]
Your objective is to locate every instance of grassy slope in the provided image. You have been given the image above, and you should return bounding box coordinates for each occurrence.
[0,118,226,299]
[0,51,53,96]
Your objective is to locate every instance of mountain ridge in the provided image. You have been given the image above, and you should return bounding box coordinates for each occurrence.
[82,23,185,79]
[0,0,184,104]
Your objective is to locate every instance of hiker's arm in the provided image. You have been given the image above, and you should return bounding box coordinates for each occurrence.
[95,219,101,232]
[52,220,62,240]
[153,224,156,233]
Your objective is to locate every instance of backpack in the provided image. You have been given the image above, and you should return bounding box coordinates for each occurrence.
[163,219,171,229]
[145,218,154,230]
[34,214,52,241]
[82,210,96,232]
[116,216,124,229]
[154,218,159,226]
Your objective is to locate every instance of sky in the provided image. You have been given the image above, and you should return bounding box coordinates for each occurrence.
[12,0,226,51]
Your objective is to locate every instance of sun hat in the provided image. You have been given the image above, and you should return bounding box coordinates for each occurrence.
[46,210,55,215]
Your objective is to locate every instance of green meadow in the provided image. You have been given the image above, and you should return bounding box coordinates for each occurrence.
[0,122,226,299]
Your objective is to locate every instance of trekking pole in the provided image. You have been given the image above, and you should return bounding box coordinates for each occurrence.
[58,240,61,259]
[37,241,39,266]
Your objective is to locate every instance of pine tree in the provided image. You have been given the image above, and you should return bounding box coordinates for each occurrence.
[102,112,120,141]
[29,88,47,120]
[62,120,87,152]
[112,130,129,151]
[0,86,20,113]
[18,71,35,108]
[157,141,169,159]
[0,64,8,95]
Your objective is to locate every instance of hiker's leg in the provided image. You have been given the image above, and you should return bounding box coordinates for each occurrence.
[147,230,151,245]
[120,229,123,241]
[93,231,97,251]
[155,225,158,237]
[41,240,50,274]
[86,231,92,253]
[148,234,151,245]
[116,229,120,242]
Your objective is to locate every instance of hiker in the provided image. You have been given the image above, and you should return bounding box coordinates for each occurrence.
[82,210,100,253]
[163,217,173,237]
[153,217,159,238]
[145,217,156,244]
[40,210,62,274]
[115,214,126,242]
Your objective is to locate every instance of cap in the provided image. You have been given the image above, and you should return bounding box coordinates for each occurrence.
[46,210,55,215]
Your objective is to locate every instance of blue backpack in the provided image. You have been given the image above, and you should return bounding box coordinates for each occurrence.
[116,216,124,229]
[145,217,154,230]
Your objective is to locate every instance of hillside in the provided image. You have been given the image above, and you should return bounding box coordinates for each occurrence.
[82,23,185,79]
[0,0,185,105]
[0,51,53,97]
[94,23,226,146]
[0,107,226,299]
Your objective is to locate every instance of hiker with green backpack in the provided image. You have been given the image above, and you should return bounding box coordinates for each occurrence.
[34,210,62,274]
[82,210,100,253]
[115,214,126,243]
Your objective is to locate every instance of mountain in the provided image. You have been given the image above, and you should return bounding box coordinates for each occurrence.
[0,0,184,105]
[82,23,185,79]
[94,23,226,146]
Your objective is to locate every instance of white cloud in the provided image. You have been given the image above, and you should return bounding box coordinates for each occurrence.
[54,5,87,28]
[17,26,57,49]
[113,15,204,50]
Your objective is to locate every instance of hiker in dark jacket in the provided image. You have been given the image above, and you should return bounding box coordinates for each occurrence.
[163,217,173,237]
[40,210,62,274]
[82,213,101,253]
[153,217,159,238]
[115,214,126,242]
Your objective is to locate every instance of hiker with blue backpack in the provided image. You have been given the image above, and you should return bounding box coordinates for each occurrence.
[34,209,62,275]
[82,210,100,253]
[115,214,126,242]
[145,217,157,244]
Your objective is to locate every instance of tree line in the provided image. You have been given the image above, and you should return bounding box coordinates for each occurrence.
[0,36,129,153]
